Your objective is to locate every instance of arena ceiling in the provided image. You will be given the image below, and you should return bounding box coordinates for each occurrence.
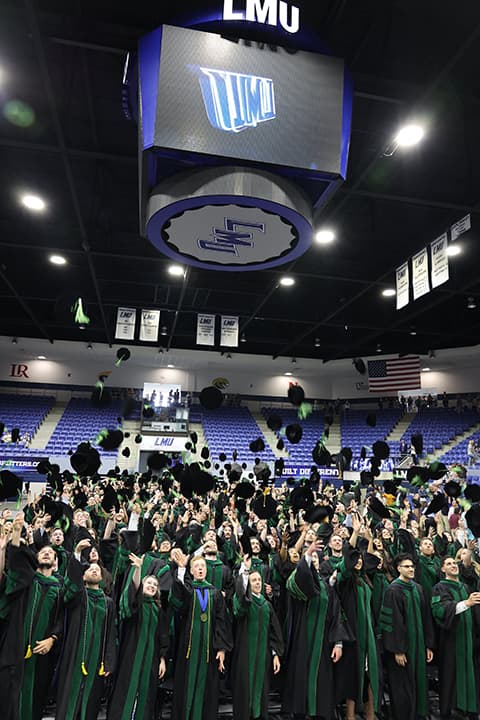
[0,0,480,364]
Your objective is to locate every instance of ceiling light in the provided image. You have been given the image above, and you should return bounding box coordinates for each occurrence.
[291,358,297,364]
[382,288,396,297]
[87,343,93,350]
[168,264,184,277]
[467,297,477,310]
[167,364,175,368]
[376,344,382,353]
[395,124,425,147]
[315,229,335,244]
[49,254,67,266]
[314,337,321,347]
[409,329,417,336]
[21,194,46,211]
[279,276,295,287]
[160,326,168,336]
[447,244,462,257]
[240,333,247,343]
[284,371,293,376]
[12,337,17,344]
[422,367,431,372]
[37,355,46,360]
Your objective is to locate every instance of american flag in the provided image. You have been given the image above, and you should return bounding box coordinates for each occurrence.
[367,356,421,393]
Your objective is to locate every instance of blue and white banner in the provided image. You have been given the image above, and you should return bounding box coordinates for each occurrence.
[115,307,136,341]
[0,456,48,472]
[196,314,216,346]
[430,233,449,289]
[139,309,160,342]
[220,315,239,347]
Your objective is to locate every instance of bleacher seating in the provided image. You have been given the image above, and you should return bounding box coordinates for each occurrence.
[0,395,55,455]
[440,430,480,466]
[340,409,402,467]
[201,407,276,465]
[45,398,123,456]
[400,408,480,456]
[262,407,327,464]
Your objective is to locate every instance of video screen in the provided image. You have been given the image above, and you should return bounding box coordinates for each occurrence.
[143,382,182,409]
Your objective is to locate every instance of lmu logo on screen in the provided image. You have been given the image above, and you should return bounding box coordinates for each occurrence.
[197,67,276,133]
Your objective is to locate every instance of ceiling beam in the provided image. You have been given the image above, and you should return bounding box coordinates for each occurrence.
[0,267,53,343]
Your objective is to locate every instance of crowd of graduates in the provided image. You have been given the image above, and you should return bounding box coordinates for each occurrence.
[1,444,480,720]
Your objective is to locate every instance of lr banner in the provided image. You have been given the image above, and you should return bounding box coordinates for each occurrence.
[139,309,160,342]
[220,316,239,347]
[430,233,449,289]
[396,262,409,310]
[115,307,136,340]
[196,314,215,346]
[412,248,430,300]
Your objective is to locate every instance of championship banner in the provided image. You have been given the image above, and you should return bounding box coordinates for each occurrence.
[451,214,471,241]
[139,309,160,342]
[220,315,239,347]
[395,262,409,310]
[430,233,449,289]
[115,307,136,340]
[412,248,430,300]
[196,314,216,346]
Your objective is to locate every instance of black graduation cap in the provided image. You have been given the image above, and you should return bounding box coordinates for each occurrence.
[234,481,255,499]
[201,447,210,460]
[286,424,303,444]
[363,552,381,573]
[444,481,461,499]
[147,453,170,471]
[97,429,124,451]
[360,446,367,460]
[274,458,285,477]
[102,484,120,513]
[406,465,429,486]
[11,428,20,443]
[119,529,140,553]
[290,485,314,511]
[368,496,391,519]
[91,385,112,408]
[312,440,332,467]
[249,438,265,453]
[180,464,215,497]
[122,447,131,458]
[366,413,376,428]
[252,492,278,520]
[372,440,390,460]
[316,523,334,540]
[287,384,305,406]
[466,503,480,537]
[239,532,253,556]
[276,439,285,451]
[73,490,88,509]
[383,480,398,496]
[199,386,223,410]
[219,452,227,462]
[0,470,22,500]
[134,434,143,444]
[70,443,101,476]
[464,484,480,503]
[116,347,131,365]
[143,404,155,419]
[424,493,448,515]
[360,470,374,486]
[411,433,423,455]
[323,425,330,439]
[37,459,53,475]
[428,461,447,481]
[267,414,282,431]
[0,421,4,438]
[352,358,366,375]
[370,457,382,477]
[190,431,198,445]
[304,505,332,524]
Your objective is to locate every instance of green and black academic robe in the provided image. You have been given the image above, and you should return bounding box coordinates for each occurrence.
[231,576,284,720]
[0,546,63,720]
[380,578,435,720]
[282,557,347,719]
[55,558,117,720]
[334,552,382,713]
[416,553,441,603]
[431,579,480,716]
[169,575,233,720]
[108,581,169,720]
[205,557,233,599]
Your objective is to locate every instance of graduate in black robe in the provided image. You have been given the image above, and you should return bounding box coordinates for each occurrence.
[231,557,284,720]
[282,540,347,719]
[55,539,117,720]
[169,550,233,720]
[431,555,480,719]
[108,553,169,720]
[380,553,435,720]
[0,514,63,720]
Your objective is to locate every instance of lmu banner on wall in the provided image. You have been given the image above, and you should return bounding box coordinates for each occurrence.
[412,248,430,301]
[396,262,409,310]
[196,314,216,346]
[220,316,239,347]
[430,233,449,289]
[115,307,136,340]
[139,309,160,342]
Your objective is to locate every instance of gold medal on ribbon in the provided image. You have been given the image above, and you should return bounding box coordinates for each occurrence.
[200,612,208,622]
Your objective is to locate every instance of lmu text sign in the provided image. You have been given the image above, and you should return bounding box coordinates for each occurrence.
[223,0,300,34]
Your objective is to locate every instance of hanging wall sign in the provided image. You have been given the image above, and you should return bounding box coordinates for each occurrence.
[412,248,430,301]
[430,233,449,289]
[220,316,239,347]
[196,314,216,346]
[139,309,160,342]
[396,262,409,310]
[115,307,136,340]
[451,214,471,241]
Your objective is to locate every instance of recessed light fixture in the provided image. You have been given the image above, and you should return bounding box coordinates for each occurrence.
[279,276,295,287]
[37,355,46,360]
[87,343,93,350]
[467,297,477,310]
[422,367,431,372]
[447,244,462,257]
[240,333,247,343]
[167,364,175,368]
[376,344,382,353]
[49,254,67,266]
[409,329,417,336]
[314,337,321,347]
[382,288,396,297]
[168,264,184,277]
[315,229,335,245]
[21,194,46,212]
[395,124,425,147]
[284,371,293,376]
[160,326,168,336]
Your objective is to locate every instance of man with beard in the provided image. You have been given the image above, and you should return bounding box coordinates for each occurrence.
[431,556,480,720]
[169,551,232,720]
[0,512,63,720]
[55,538,117,720]
[49,527,71,577]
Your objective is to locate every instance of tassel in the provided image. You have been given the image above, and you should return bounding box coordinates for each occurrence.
[24,644,33,659]
[81,661,88,676]
[71,297,90,326]
[98,661,105,676]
